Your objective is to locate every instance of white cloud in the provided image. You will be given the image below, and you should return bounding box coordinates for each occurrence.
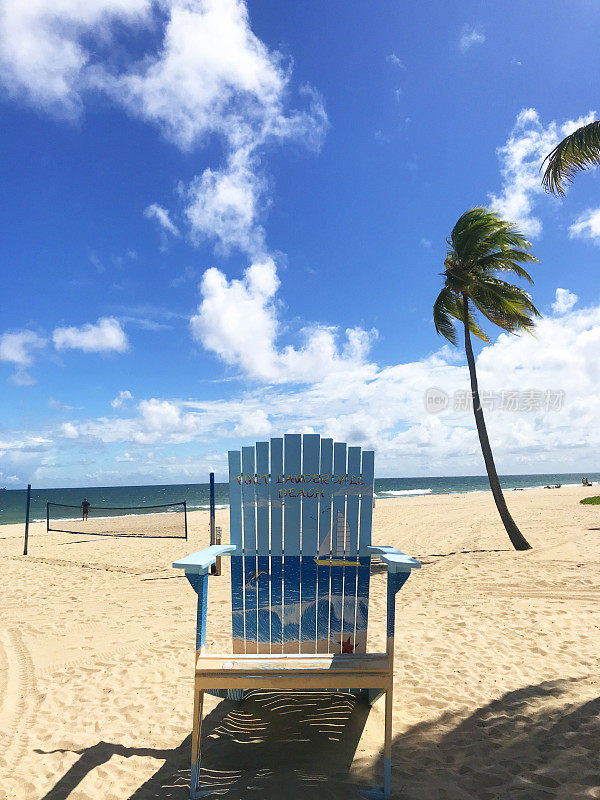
[489,108,597,236]
[6,296,600,481]
[60,422,79,438]
[53,317,129,353]
[0,330,47,366]
[552,288,578,315]
[0,330,47,384]
[0,0,327,257]
[144,203,180,236]
[190,258,377,383]
[0,0,152,116]
[184,146,266,255]
[459,25,485,53]
[569,207,600,244]
[35,298,600,477]
[386,53,405,69]
[111,389,133,408]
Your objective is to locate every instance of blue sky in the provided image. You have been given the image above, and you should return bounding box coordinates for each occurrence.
[1,0,600,487]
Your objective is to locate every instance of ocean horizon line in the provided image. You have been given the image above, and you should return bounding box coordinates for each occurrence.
[2,471,599,526]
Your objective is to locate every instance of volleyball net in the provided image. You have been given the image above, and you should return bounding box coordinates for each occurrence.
[46,500,188,538]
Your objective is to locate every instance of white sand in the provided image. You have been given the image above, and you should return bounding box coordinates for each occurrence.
[0,485,598,799]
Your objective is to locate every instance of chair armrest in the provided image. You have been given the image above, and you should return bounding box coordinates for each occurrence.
[368,545,421,573]
[173,544,237,575]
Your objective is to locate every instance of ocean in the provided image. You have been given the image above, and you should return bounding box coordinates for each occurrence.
[1,472,599,525]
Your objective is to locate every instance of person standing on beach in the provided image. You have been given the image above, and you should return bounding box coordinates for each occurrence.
[81,498,91,520]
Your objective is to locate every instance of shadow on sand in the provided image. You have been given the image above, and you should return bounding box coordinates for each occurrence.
[36,678,599,800]
[36,690,370,800]
[378,676,600,800]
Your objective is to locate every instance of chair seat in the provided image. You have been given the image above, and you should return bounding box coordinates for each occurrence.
[195,652,391,690]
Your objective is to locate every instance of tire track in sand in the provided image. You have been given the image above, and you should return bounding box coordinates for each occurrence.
[0,628,40,777]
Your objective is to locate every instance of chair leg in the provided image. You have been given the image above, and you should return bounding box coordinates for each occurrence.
[358,685,393,800]
[190,685,204,799]
[383,686,392,799]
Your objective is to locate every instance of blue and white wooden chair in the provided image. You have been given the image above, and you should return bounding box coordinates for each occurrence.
[174,434,420,799]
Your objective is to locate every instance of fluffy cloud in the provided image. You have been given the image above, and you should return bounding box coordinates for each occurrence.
[144,203,179,236]
[459,25,485,53]
[0,330,47,366]
[190,258,377,383]
[53,317,129,353]
[34,294,600,477]
[489,108,597,236]
[60,422,79,439]
[0,330,47,385]
[111,389,133,408]
[0,0,327,256]
[6,291,600,481]
[569,207,600,244]
[552,288,578,315]
[0,0,152,116]
[184,146,266,254]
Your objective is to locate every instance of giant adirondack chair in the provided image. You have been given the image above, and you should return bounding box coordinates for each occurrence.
[174,434,420,799]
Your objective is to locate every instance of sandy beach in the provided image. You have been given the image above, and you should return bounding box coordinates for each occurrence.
[0,485,598,799]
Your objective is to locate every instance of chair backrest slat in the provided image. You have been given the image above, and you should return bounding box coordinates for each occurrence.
[241,446,258,653]
[269,438,284,653]
[340,446,361,655]
[329,442,347,652]
[283,434,301,652]
[255,441,270,652]
[316,437,333,653]
[299,433,320,652]
[355,449,375,652]
[229,450,245,652]
[228,434,375,654]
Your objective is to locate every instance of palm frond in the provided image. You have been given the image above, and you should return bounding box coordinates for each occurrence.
[468,279,540,334]
[433,287,459,345]
[542,119,600,196]
[476,251,537,283]
[434,287,488,345]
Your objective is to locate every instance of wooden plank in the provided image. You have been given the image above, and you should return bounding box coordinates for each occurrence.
[255,441,271,653]
[228,450,245,652]
[329,442,346,653]
[342,446,361,654]
[193,670,391,691]
[358,451,374,555]
[231,556,245,653]
[300,433,320,653]
[196,652,389,672]
[269,437,284,654]
[228,450,243,550]
[283,433,301,652]
[242,446,257,653]
[355,449,374,653]
[316,437,333,653]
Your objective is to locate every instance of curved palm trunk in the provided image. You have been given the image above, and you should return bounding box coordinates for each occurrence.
[462,295,532,551]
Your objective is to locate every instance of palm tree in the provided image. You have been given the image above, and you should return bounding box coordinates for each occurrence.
[542,119,600,195]
[434,207,541,551]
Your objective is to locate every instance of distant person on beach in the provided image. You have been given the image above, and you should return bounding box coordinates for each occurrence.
[81,498,90,520]
[582,477,592,487]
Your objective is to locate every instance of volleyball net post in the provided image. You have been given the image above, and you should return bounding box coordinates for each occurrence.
[209,472,221,575]
[23,483,31,556]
